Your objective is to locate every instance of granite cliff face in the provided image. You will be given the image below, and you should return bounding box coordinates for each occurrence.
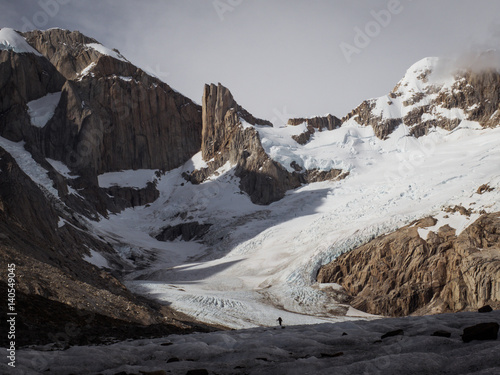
[22,29,202,176]
[201,82,272,160]
[23,29,102,80]
[0,27,204,217]
[0,28,208,341]
[186,83,345,204]
[317,212,500,316]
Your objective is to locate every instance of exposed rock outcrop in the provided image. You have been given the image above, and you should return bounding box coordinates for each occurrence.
[41,74,202,176]
[201,83,272,161]
[317,214,500,316]
[288,114,341,145]
[23,29,103,80]
[156,222,212,242]
[104,181,159,210]
[288,114,342,131]
[342,100,402,139]
[186,83,345,205]
[1,29,203,179]
[341,58,500,139]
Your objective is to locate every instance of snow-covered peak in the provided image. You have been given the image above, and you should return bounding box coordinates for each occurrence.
[0,28,42,56]
[394,56,441,93]
[85,42,128,62]
[344,53,500,138]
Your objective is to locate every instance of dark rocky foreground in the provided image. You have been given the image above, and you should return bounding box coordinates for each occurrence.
[4,310,499,374]
[0,281,219,349]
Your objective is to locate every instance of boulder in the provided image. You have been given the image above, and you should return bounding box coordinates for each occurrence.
[462,322,499,343]
[478,305,493,313]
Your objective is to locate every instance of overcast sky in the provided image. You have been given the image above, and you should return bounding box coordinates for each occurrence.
[2,0,500,123]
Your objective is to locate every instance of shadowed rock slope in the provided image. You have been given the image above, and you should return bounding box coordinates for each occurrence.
[0,28,212,343]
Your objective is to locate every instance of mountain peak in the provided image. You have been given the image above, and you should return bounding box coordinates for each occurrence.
[343,55,500,138]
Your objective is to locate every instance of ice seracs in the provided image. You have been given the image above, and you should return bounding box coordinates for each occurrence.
[0,27,42,55]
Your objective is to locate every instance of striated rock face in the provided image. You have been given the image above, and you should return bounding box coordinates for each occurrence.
[187,83,345,205]
[341,57,500,139]
[288,114,341,145]
[201,83,272,160]
[317,214,500,316]
[42,73,202,176]
[1,29,204,177]
[23,29,102,80]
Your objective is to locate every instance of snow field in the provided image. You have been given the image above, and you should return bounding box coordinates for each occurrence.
[27,92,62,128]
[92,119,500,329]
[85,43,128,62]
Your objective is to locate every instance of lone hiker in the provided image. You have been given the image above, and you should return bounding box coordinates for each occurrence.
[277,317,283,326]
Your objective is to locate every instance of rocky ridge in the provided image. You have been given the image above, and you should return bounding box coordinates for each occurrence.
[317,210,500,317]
[184,83,346,205]
[342,57,500,139]
[287,114,342,144]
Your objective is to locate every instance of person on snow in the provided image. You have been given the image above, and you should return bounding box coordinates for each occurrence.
[277,317,283,326]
